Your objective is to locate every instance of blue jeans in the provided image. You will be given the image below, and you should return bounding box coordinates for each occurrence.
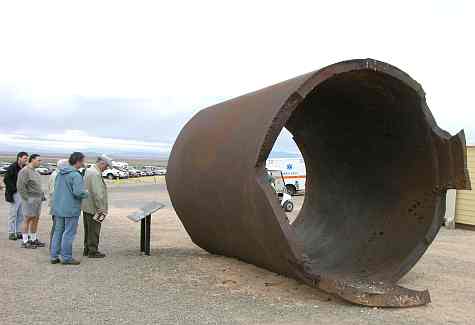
[8,192,23,234]
[50,216,79,261]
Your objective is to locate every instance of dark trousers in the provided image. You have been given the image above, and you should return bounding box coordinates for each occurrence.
[83,212,102,254]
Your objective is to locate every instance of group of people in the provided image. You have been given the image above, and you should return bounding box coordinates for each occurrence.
[3,151,112,265]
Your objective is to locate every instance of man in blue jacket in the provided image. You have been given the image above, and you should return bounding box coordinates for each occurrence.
[51,152,89,265]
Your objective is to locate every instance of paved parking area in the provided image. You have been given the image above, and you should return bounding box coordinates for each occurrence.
[1,178,475,324]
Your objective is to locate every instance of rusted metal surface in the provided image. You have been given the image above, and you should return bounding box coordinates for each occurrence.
[166,59,471,307]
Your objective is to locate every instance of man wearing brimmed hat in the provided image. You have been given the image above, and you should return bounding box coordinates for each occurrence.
[81,154,111,258]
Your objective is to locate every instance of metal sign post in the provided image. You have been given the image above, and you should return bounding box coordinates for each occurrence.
[127,201,164,256]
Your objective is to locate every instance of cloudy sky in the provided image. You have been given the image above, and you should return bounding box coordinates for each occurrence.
[0,1,473,157]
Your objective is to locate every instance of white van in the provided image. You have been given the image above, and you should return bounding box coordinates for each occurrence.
[266,158,306,195]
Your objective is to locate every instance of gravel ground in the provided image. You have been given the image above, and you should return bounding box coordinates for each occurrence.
[1,177,475,324]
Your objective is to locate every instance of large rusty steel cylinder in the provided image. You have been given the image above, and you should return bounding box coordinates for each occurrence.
[166,59,470,307]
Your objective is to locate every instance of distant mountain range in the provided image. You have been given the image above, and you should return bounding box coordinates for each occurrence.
[0,148,170,160]
[0,148,300,160]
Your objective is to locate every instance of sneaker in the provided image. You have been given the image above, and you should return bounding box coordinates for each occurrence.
[88,252,106,258]
[50,258,61,264]
[21,241,37,249]
[8,233,17,241]
[32,239,46,247]
[61,259,80,265]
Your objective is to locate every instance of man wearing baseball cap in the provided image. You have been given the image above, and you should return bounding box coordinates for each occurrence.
[81,154,112,258]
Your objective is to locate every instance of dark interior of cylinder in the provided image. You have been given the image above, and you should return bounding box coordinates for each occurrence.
[285,70,436,280]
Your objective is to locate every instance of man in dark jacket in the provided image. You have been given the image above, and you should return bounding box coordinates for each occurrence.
[3,152,28,240]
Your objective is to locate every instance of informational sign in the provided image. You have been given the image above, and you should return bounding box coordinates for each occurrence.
[127,201,165,222]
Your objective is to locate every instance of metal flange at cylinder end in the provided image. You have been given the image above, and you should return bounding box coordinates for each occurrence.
[166,58,470,308]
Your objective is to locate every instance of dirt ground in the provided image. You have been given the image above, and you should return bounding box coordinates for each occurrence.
[1,177,474,324]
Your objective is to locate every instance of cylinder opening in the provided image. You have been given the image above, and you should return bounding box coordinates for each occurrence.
[277,69,438,280]
[266,128,305,222]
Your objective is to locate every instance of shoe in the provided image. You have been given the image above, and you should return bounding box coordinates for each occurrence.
[83,249,89,257]
[8,233,17,241]
[16,233,22,240]
[21,241,37,249]
[88,252,106,258]
[50,258,60,264]
[61,259,80,265]
[32,239,46,247]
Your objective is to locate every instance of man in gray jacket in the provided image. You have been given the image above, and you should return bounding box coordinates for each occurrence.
[81,154,111,258]
[17,154,46,248]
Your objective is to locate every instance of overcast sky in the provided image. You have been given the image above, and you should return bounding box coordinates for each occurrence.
[0,1,473,157]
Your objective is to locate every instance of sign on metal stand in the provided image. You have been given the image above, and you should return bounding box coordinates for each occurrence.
[127,201,164,256]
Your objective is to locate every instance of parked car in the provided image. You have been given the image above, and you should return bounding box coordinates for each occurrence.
[143,165,166,176]
[140,171,147,177]
[111,168,129,179]
[78,164,91,175]
[128,167,140,177]
[0,164,9,175]
[140,169,152,176]
[155,168,167,176]
[102,168,122,180]
[36,166,53,175]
